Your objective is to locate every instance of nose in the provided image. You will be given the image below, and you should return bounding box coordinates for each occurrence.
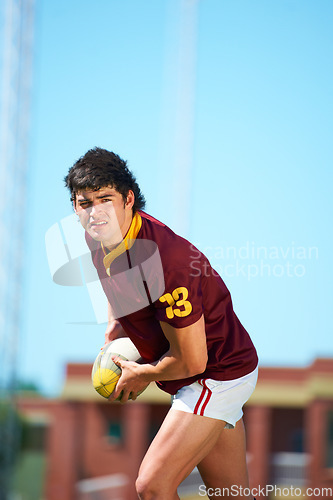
[90,202,102,216]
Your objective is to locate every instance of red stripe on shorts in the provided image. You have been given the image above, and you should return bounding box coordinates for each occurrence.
[200,380,212,415]
[194,379,212,416]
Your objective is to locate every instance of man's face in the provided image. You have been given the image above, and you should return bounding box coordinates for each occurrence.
[74,186,134,248]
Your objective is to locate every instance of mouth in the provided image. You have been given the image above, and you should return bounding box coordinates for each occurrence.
[89,221,107,228]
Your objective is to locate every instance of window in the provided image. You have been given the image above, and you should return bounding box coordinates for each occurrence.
[106,420,123,445]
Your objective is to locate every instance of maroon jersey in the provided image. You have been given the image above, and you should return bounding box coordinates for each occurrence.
[85,211,258,395]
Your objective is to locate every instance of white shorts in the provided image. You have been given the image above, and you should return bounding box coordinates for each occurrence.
[171,366,258,428]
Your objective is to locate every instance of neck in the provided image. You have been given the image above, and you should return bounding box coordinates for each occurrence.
[104,212,134,252]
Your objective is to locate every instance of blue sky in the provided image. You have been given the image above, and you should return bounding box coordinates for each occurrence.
[3,0,332,396]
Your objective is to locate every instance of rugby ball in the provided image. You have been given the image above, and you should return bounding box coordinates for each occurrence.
[92,337,141,399]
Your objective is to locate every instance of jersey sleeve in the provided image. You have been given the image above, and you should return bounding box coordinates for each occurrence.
[154,267,203,328]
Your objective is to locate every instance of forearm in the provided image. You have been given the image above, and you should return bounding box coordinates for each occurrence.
[140,316,207,382]
[138,350,206,383]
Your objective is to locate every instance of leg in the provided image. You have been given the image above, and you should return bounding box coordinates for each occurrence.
[136,408,226,500]
[197,418,252,499]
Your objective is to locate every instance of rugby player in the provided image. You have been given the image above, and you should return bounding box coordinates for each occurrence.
[65,147,258,500]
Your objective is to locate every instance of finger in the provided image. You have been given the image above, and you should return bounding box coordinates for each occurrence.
[130,392,137,401]
[111,355,124,368]
[101,339,111,350]
[118,389,131,404]
[108,373,124,401]
[108,385,122,401]
[109,387,129,404]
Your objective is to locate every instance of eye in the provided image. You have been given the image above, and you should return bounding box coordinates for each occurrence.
[101,198,112,203]
[78,201,91,208]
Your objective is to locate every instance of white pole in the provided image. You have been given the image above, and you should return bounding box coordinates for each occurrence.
[173,0,200,237]
[157,0,199,237]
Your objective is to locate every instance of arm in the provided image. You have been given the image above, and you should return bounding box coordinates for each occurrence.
[103,301,127,347]
[109,314,208,402]
[147,315,208,380]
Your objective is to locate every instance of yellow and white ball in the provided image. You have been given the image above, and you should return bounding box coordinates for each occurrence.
[92,337,141,399]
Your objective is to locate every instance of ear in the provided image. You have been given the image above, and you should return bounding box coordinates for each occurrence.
[125,190,135,210]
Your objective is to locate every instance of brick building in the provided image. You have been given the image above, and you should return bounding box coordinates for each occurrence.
[17,358,333,499]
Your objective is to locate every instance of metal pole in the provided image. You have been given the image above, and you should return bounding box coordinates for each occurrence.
[173,0,199,237]
[0,0,35,497]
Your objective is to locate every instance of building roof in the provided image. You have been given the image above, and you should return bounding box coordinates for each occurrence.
[60,358,333,407]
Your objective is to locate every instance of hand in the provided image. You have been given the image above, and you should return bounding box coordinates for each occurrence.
[108,356,149,403]
[102,320,127,349]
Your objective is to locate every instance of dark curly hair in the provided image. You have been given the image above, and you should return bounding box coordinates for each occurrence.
[64,147,146,213]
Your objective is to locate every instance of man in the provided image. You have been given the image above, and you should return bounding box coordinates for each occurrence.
[65,147,258,500]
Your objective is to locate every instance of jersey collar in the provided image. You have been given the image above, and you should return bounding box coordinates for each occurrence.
[102,212,142,276]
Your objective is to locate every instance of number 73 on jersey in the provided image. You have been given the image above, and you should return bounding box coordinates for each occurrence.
[158,286,192,319]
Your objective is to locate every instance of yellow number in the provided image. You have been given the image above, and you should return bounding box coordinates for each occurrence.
[173,287,193,317]
[159,287,192,319]
[159,293,175,319]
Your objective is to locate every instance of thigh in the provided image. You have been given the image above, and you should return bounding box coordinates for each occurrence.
[197,418,250,498]
[138,408,226,489]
